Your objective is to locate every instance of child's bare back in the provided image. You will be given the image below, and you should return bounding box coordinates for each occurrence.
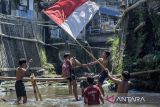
[117,80,131,93]
[108,71,131,93]
[16,67,26,81]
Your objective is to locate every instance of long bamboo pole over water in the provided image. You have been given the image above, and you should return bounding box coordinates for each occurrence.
[0,69,159,81]
[0,76,99,82]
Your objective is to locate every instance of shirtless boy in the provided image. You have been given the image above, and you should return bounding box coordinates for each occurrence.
[82,51,110,96]
[15,58,32,104]
[107,70,131,93]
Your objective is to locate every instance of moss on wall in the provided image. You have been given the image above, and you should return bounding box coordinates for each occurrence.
[107,36,124,74]
[41,48,55,74]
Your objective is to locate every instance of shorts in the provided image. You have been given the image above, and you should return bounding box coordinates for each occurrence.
[15,80,26,98]
[67,74,76,81]
[98,71,108,85]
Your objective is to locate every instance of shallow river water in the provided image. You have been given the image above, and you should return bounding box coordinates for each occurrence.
[0,83,159,107]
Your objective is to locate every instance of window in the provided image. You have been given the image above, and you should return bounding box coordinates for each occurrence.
[50,28,61,39]
[19,0,28,6]
[19,0,29,11]
[101,15,108,23]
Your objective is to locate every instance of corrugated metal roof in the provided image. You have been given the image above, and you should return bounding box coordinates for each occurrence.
[100,6,121,17]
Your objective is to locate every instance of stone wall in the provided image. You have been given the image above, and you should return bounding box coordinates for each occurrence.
[0,14,44,76]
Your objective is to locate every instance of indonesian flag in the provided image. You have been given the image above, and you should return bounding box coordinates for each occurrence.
[43,0,99,39]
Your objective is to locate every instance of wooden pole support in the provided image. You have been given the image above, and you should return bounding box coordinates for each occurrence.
[68,80,72,94]
[30,73,38,101]
[35,81,43,101]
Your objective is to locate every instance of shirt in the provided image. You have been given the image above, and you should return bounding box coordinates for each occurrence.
[62,60,71,78]
[84,85,101,105]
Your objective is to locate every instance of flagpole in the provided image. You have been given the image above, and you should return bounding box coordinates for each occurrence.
[71,36,108,72]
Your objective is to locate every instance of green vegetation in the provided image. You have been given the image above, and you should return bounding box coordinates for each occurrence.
[122,2,160,73]
[43,63,56,75]
[41,48,47,65]
[41,48,55,74]
[131,54,160,72]
[107,36,124,74]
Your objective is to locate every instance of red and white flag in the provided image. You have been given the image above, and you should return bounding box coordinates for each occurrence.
[43,0,99,39]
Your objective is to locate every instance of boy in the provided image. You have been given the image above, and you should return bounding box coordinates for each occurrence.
[107,70,131,93]
[82,51,111,96]
[61,53,79,101]
[15,58,32,104]
[84,77,104,105]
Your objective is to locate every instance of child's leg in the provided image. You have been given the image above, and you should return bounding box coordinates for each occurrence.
[72,80,78,100]
[16,97,21,104]
[98,72,108,96]
[23,96,27,104]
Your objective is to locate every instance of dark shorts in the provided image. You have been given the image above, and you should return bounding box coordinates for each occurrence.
[67,73,76,81]
[15,80,26,98]
[98,71,108,85]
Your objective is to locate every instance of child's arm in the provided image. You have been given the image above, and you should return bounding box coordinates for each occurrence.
[70,57,82,69]
[25,59,33,76]
[128,81,135,88]
[108,71,121,84]
[99,94,104,104]
[97,87,104,104]
[82,58,102,67]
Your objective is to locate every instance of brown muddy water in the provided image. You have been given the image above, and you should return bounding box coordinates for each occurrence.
[0,82,159,107]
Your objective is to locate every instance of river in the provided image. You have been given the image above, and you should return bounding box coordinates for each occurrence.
[0,82,159,107]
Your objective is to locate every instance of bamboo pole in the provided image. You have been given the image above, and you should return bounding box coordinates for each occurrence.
[0,77,65,81]
[0,67,55,72]
[134,22,146,33]
[30,69,43,101]
[35,80,43,101]
[115,0,147,30]
[0,76,95,81]
[30,74,38,101]
[0,69,159,82]
[0,33,45,45]
[73,39,107,71]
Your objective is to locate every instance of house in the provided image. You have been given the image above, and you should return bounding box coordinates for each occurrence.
[85,0,121,47]
[0,0,45,20]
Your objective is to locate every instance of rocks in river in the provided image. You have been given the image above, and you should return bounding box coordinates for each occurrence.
[0,98,7,102]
